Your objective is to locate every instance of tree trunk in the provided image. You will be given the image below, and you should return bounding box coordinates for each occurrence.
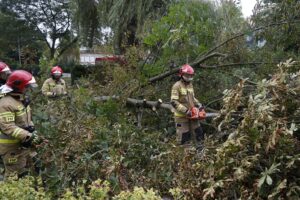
[93,96,219,118]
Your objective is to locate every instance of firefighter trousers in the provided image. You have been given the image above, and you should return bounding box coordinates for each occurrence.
[175,118,204,145]
[1,148,37,180]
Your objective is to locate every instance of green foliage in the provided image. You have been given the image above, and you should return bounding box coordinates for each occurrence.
[0,12,45,67]
[252,0,300,54]
[0,177,50,200]
[1,0,74,59]
[143,1,219,73]
[113,187,161,200]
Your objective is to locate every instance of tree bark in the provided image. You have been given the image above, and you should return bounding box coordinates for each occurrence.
[148,52,226,84]
[93,96,219,118]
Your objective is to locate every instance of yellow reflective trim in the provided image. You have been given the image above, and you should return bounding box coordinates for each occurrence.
[180,88,187,95]
[0,114,15,122]
[171,95,179,100]
[178,104,186,110]
[0,139,20,144]
[0,112,14,116]
[12,128,22,138]
[175,112,185,117]
[8,158,18,164]
[16,111,26,116]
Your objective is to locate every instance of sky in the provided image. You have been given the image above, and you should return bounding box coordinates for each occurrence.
[240,0,257,17]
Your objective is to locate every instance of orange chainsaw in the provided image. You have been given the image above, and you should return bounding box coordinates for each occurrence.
[188,107,206,120]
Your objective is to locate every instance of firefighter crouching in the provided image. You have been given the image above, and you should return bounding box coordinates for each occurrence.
[0,70,42,179]
[171,64,205,147]
[42,66,67,97]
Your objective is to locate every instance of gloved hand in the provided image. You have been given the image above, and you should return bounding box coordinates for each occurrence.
[198,106,205,111]
[195,103,204,109]
[21,131,42,148]
[24,126,35,133]
[186,109,192,117]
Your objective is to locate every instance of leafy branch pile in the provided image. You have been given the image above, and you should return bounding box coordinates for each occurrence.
[200,59,300,199]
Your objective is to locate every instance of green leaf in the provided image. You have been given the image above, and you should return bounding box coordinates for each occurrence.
[258,176,266,188]
[266,175,273,185]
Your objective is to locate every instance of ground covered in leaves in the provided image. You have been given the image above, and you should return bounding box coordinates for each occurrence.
[0,60,299,199]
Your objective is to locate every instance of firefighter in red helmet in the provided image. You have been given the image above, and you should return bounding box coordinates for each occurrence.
[0,62,11,87]
[42,66,67,97]
[0,70,42,179]
[170,64,205,147]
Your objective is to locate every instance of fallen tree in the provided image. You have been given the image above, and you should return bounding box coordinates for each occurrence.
[93,96,219,118]
[148,20,300,84]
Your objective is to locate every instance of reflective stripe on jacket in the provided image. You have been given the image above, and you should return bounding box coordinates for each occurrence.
[171,80,200,117]
[41,78,67,97]
[0,95,33,154]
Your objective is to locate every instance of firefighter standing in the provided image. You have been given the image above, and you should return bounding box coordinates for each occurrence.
[0,61,11,180]
[171,64,205,146]
[0,70,41,179]
[42,66,67,97]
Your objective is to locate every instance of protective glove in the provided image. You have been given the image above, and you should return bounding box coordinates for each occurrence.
[186,109,192,118]
[21,131,42,148]
[195,103,203,109]
[24,126,35,133]
[198,106,205,111]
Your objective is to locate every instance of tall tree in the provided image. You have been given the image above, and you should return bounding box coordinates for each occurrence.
[0,12,44,67]
[103,0,173,54]
[252,0,300,53]
[72,0,100,48]
[0,0,75,59]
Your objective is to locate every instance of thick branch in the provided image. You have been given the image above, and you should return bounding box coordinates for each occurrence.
[200,62,276,68]
[93,96,219,118]
[58,37,78,57]
[190,52,227,66]
[148,52,226,83]
[148,62,273,83]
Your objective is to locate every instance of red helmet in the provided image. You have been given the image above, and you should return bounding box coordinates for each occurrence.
[51,66,63,75]
[0,62,11,73]
[6,70,37,93]
[179,64,194,76]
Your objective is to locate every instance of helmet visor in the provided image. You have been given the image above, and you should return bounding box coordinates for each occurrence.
[28,77,38,88]
[0,67,11,79]
[53,71,62,78]
[2,66,11,72]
